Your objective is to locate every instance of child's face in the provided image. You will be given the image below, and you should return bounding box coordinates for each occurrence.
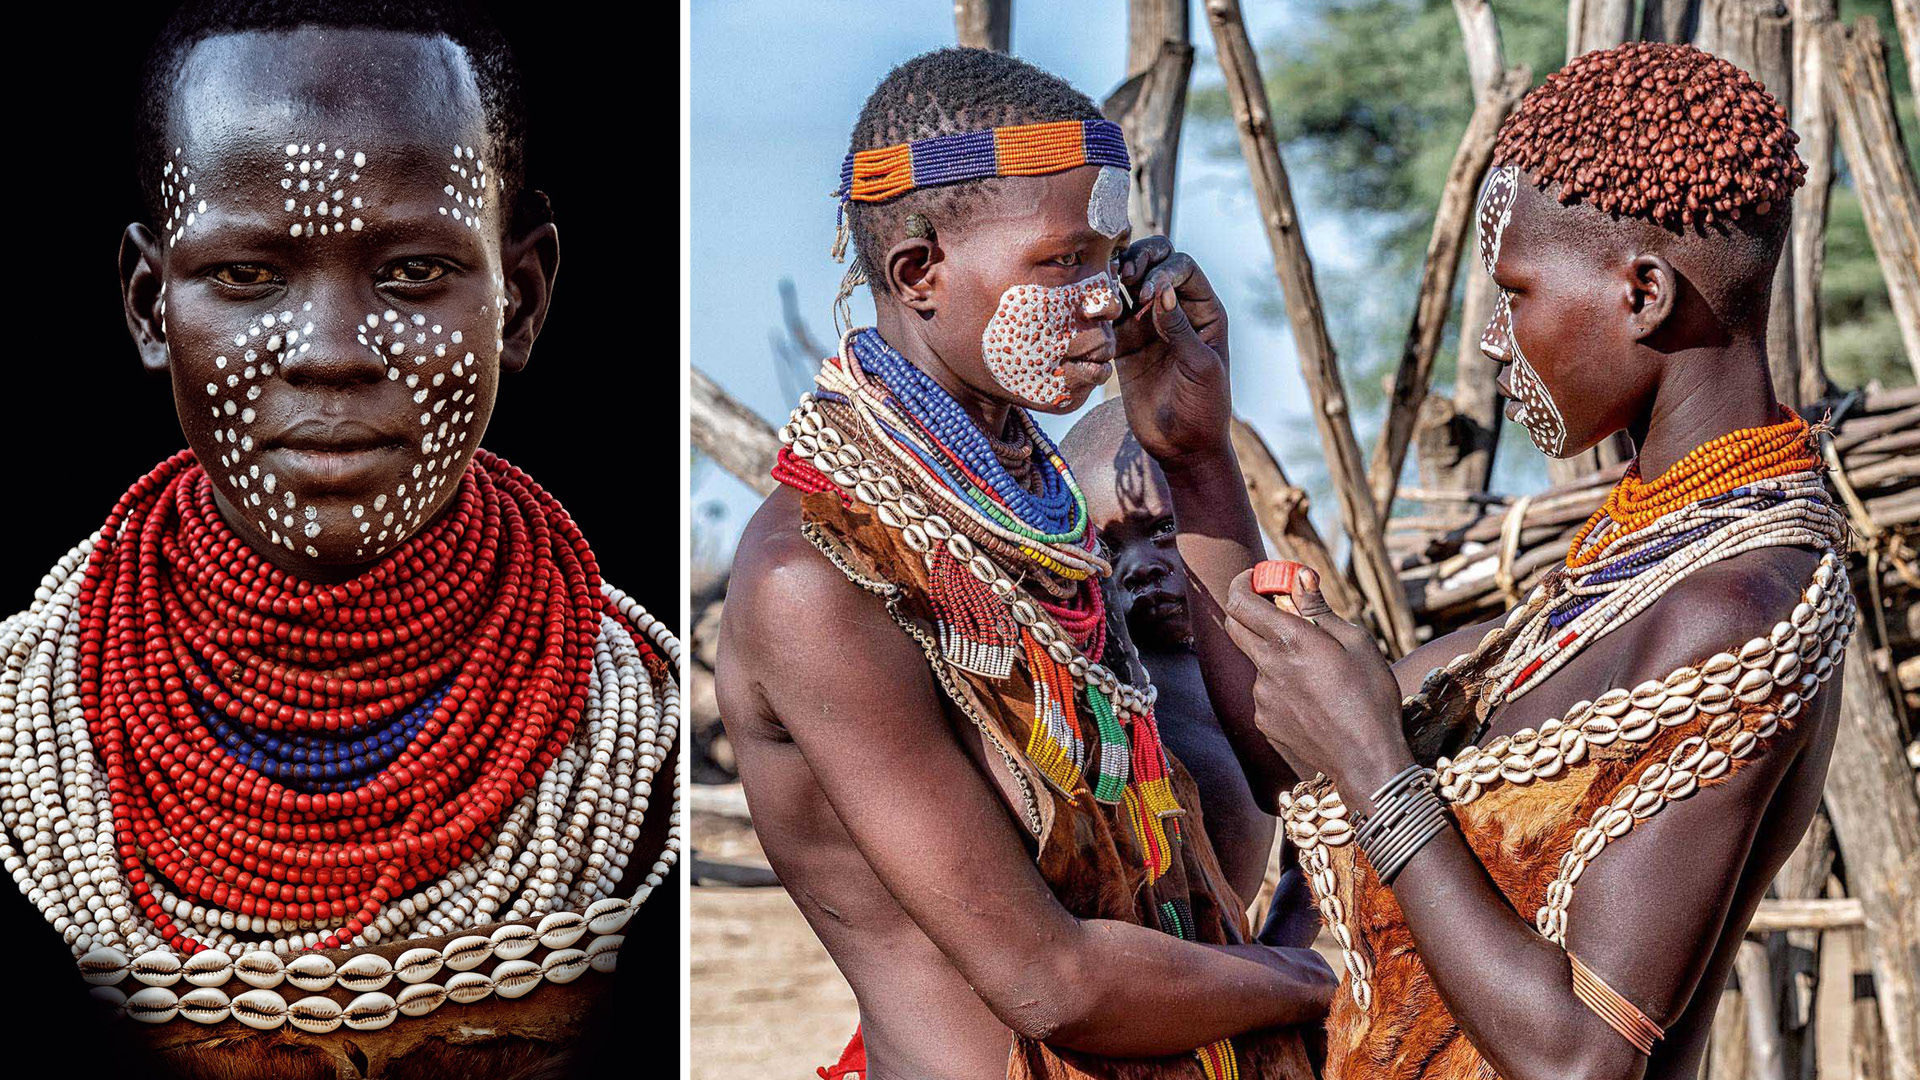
[914,167,1129,414]
[1081,443,1191,652]
[126,30,550,573]
[1478,173,1655,458]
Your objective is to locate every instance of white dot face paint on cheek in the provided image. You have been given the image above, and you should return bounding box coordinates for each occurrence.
[1088,165,1130,239]
[1483,290,1568,457]
[978,271,1120,407]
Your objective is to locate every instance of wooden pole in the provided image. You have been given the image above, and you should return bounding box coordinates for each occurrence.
[1642,0,1702,41]
[1104,0,1193,238]
[1791,0,1839,409]
[1825,16,1920,383]
[1423,0,1519,501]
[1894,0,1920,105]
[1822,620,1920,1080]
[692,367,780,498]
[1697,0,1802,408]
[1229,418,1362,620]
[1738,938,1791,1080]
[1367,65,1527,517]
[953,0,1011,51]
[1203,0,1419,656]
[1567,0,1637,59]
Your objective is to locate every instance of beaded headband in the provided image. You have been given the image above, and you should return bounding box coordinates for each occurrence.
[829,118,1131,332]
[834,118,1130,205]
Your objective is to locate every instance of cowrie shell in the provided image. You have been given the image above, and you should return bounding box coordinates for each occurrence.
[182,948,234,987]
[397,980,448,1017]
[1735,668,1775,704]
[1593,689,1631,717]
[542,948,590,985]
[179,986,231,1024]
[285,953,337,992]
[584,897,633,936]
[126,986,180,1023]
[490,922,538,960]
[235,951,285,989]
[492,959,543,999]
[337,952,393,992]
[1629,681,1667,709]
[231,988,289,1030]
[343,991,397,1032]
[1738,637,1772,665]
[89,985,127,1013]
[289,994,343,1034]
[1662,669,1703,697]
[1696,684,1735,715]
[446,971,493,1004]
[1701,653,1739,681]
[78,946,131,986]
[131,949,183,987]
[443,935,493,972]
[395,947,444,984]
[586,935,622,974]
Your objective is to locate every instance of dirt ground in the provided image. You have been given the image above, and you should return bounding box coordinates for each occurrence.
[692,887,859,1080]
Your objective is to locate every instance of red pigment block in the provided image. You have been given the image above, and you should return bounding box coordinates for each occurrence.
[1252,560,1304,599]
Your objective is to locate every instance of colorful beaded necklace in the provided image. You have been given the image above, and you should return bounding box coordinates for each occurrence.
[1483,412,1844,710]
[0,448,681,1020]
[775,342,1240,1079]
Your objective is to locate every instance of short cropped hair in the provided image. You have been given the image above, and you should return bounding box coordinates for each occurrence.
[138,0,538,234]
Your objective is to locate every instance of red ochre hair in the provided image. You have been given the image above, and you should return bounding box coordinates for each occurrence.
[1494,42,1806,229]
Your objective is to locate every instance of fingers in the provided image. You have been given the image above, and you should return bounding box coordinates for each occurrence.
[1226,568,1328,654]
[1288,566,1377,657]
[1117,236,1174,295]
[1138,252,1207,313]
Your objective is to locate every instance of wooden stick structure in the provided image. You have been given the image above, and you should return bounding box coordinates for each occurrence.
[1203,0,1419,657]
[952,0,1010,52]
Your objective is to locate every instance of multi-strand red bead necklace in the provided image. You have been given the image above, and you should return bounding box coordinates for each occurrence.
[79,449,629,954]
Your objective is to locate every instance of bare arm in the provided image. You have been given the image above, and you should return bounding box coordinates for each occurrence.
[1224,557,1832,1080]
[1113,236,1297,811]
[722,523,1332,1056]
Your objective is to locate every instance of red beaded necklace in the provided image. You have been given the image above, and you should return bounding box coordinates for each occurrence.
[79,449,637,953]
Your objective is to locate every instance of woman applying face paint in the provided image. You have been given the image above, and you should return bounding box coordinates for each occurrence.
[1219,43,1853,1080]
[720,47,1330,1080]
[0,3,680,1075]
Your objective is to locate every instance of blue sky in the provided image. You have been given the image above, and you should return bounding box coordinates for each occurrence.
[689,0,1539,568]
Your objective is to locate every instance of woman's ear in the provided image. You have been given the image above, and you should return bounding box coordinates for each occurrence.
[498,214,560,374]
[884,237,941,314]
[1625,253,1677,342]
[120,224,170,373]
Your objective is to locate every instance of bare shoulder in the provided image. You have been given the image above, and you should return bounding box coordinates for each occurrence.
[718,487,934,716]
[1630,545,1827,675]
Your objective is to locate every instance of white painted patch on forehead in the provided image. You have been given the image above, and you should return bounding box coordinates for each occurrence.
[1088,166,1130,239]
[1477,165,1519,276]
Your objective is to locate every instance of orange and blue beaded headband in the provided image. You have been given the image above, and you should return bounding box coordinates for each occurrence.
[834,118,1131,206]
[829,119,1132,331]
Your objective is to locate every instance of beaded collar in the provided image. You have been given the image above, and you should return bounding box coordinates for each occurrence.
[0,450,682,1029]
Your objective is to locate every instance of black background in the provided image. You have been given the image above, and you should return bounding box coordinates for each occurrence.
[0,5,681,1075]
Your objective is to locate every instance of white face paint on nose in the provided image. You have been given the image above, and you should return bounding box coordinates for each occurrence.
[1474,163,1569,458]
[979,271,1121,407]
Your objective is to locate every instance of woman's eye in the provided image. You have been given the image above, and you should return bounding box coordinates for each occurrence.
[212,265,277,287]
[384,259,449,284]
[1051,251,1083,268]
[1152,518,1178,541]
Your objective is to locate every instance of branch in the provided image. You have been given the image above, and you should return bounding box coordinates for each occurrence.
[1791,0,1839,408]
[692,366,779,497]
[953,0,1011,51]
[1103,0,1194,237]
[1202,0,1418,656]
[1367,65,1528,517]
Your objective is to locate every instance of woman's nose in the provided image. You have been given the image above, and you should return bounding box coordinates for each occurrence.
[1078,273,1123,322]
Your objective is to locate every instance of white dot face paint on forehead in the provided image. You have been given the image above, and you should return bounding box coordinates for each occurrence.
[1477,165,1519,277]
[1088,166,1130,239]
[158,149,205,246]
[278,141,369,238]
[438,144,492,231]
[979,271,1120,407]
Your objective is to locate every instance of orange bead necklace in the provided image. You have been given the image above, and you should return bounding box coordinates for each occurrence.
[1567,409,1818,569]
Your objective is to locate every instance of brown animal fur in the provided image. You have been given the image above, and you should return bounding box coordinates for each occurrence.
[1319,700,1794,1080]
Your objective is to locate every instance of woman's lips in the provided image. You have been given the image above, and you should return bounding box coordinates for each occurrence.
[260,443,407,489]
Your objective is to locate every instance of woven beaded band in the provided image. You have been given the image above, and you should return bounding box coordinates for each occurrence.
[836,119,1130,205]
[1569,951,1664,1054]
[1353,765,1451,886]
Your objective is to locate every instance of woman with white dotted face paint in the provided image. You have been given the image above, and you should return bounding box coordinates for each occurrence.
[0,12,681,1077]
